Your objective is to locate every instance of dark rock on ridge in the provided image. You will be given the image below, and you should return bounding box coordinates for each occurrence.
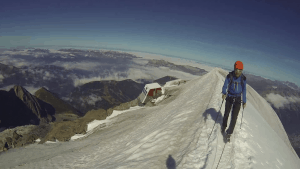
[110,99,139,112]
[0,123,52,152]
[39,109,108,143]
[40,98,140,143]
[153,76,178,86]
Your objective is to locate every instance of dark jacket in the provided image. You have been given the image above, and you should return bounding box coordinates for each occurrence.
[222,71,247,103]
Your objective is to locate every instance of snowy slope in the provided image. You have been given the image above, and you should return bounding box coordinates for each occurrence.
[0,68,299,169]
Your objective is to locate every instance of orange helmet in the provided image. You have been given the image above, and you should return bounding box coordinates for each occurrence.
[234,61,243,70]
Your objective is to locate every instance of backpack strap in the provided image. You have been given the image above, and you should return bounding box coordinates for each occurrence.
[226,71,234,94]
[241,74,246,88]
[227,71,246,94]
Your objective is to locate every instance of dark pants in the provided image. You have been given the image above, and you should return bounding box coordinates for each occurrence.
[222,96,242,134]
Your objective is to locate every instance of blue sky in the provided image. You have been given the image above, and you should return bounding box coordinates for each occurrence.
[1,0,300,86]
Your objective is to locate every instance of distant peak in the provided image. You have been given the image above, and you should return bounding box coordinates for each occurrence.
[41,87,48,91]
[13,85,25,91]
[34,87,48,94]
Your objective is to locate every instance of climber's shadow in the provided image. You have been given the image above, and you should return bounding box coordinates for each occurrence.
[203,108,224,126]
[166,154,176,169]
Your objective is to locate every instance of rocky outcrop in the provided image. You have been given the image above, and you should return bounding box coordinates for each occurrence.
[153,76,178,86]
[112,99,139,111]
[0,123,52,152]
[3,130,30,149]
[39,98,141,144]
[39,121,87,143]
[144,101,155,107]
[39,109,108,143]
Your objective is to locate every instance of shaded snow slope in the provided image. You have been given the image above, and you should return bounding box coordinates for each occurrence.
[0,68,299,169]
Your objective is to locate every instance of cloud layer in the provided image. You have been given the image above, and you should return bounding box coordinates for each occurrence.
[265,93,300,109]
